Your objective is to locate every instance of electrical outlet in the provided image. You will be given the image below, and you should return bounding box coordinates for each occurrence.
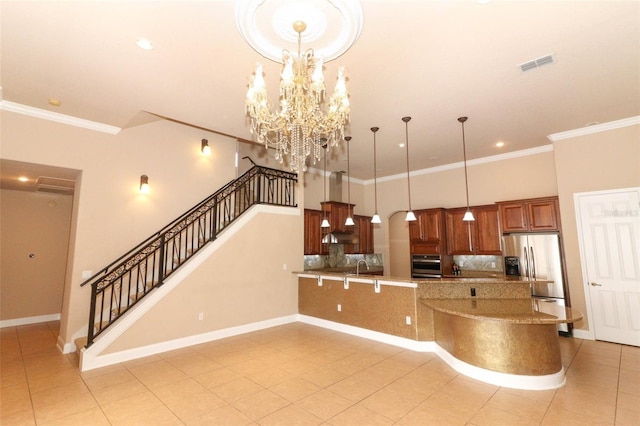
[491,261,496,268]
[82,270,92,279]
[282,263,287,270]
[405,316,411,325]
[198,312,204,320]
[337,304,342,312]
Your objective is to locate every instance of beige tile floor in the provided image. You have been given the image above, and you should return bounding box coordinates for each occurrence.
[1,321,638,425]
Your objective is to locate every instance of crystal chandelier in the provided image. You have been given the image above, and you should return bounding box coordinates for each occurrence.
[245,21,350,173]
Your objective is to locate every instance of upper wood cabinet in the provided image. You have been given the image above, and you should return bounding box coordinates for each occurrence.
[304,209,325,255]
[409,208,446,255]
[356,215,374,254]
[445,205,502,255]
[498,197,560,233]
[320,201,355,234]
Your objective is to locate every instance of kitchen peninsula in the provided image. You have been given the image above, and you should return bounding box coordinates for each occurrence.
[296,272,582,390]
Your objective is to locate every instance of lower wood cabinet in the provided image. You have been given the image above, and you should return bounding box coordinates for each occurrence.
[445,205,502,255]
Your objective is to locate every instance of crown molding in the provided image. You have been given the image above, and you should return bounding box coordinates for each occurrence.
[547,116,640,142]
[0,101,121,135]
[368,145,553,185]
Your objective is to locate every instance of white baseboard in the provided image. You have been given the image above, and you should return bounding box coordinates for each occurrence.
[0,313,60,328]
[81,314,298,371]
[572,328,594,340]
[297,314,566,390]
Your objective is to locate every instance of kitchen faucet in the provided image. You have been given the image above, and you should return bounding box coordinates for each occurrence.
[356,259,370,276]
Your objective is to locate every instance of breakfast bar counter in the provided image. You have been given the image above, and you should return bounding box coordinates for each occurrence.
[297,271,583,389]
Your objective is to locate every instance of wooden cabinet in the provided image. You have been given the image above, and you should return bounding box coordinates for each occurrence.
[445,205,502,255]
[356,215,374,254]
[409,208,446,254]
[305,209,373,255]
[320,201,355,234]
[304,209,326,255]
[498,197,560,233]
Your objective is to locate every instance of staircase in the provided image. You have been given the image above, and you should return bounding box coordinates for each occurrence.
[80,166,297,348]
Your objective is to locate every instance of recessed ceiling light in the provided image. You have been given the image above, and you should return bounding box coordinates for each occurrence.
[136,38,153,50]
[18,176,29,182]
[496,141,505,148]
[48,98,61,107]
[398,143,405,148]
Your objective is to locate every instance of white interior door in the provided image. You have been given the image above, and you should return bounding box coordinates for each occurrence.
[576,188,640,346]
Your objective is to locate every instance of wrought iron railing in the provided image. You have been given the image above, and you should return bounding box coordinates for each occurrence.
[80,166,297,347]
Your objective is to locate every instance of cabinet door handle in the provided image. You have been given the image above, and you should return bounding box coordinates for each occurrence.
[590,282,602,287]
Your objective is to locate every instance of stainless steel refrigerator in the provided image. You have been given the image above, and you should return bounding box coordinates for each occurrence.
[502,233,570,333]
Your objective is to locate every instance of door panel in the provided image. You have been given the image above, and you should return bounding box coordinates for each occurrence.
[578,188,640,346]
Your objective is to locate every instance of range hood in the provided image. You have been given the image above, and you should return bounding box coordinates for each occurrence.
[321,171,359,244]
[322,232,359,244]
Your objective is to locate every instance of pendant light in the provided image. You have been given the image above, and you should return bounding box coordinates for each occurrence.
[370,127,381,224]
[344,136,355,226]
[458,116,475,221]
[402,117,416,221]
[320,140,330,228]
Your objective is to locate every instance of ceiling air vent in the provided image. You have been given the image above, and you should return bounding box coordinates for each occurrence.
[36,176,75,195]
[519,54,554,72]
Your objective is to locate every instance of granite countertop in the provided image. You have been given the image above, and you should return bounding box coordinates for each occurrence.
[422,298,583,325]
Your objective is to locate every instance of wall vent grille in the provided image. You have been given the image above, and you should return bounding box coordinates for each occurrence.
[519,54,554,72]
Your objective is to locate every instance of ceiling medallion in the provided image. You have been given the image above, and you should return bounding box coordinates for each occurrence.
[235,0,363,63]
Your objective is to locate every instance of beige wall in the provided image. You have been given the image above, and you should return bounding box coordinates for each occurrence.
[553,124,640,332]
[104,210,302,353]
[0,189,73,320]
[2,111,241,344]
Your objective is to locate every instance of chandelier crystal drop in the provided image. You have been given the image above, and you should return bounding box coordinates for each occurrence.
[245,21,350,174]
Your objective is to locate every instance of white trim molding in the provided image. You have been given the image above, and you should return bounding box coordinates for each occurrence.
[0,100,121,134]
[548,116,640,142]
[0,313,61,328]
[297,314,566,390]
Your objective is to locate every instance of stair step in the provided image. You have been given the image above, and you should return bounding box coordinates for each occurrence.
[74,336,87,353]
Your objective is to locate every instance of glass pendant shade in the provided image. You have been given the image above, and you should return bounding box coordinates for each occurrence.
[462,209,475,221]
[405,210,417,221]
[371,213,381,224]
[345,216,355,226]
[321,218,330,228]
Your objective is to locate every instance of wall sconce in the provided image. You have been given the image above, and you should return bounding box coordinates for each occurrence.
[201,139,211,155]
[139,174,150,194]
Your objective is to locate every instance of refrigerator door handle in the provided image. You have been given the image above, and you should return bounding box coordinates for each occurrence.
[523,248,529,279]
[530,247,536,280]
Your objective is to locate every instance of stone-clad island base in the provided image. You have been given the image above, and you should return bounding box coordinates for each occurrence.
[297,273,582,390]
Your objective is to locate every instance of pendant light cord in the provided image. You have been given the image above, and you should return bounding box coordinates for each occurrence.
[371,127,379,214]
[402,117,412,212]
[345,136,352,219]
[459,117,471,209]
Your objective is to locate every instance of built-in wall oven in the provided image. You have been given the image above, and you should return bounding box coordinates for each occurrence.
[411,254,442,278]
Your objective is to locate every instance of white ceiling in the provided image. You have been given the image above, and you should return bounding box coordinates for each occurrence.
[1,0,639,185]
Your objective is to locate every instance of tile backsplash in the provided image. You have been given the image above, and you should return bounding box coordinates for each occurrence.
[304,244,383,270]
[452,255,504,275]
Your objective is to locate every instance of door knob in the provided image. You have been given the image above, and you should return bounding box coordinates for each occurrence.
[590,282,602,287]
